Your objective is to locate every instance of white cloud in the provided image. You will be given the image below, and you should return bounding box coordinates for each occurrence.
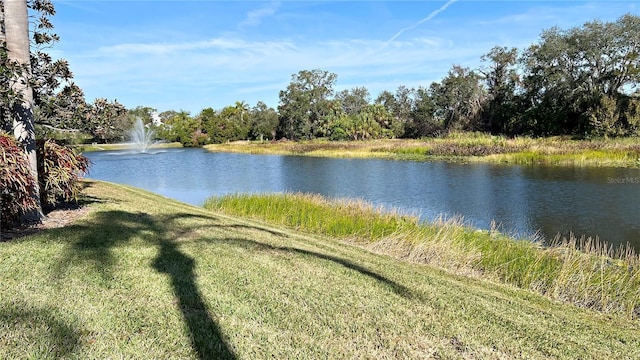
[65,31,493,112]
[239,2,281,28]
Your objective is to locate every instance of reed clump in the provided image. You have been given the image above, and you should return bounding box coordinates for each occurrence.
[205,192,420,239]
[204,192,640,319]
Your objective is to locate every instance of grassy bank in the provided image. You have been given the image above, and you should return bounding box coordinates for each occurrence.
[204,133,640,167]
[204,192,640,319]
[2,182,639,359]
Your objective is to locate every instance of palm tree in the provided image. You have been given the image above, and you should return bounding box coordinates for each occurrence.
[3,0,44,219]
[234,100,248,123]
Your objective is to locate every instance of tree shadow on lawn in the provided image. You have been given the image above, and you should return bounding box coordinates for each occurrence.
[54,210,150,283]
[0,304,81,358]
[215,223,416,299]
[209,231,417,300]
[151,222,237,360]
[55,210,237,360]
[54,208,418,358]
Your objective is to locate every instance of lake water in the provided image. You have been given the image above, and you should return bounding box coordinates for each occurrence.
[84,148,640,250]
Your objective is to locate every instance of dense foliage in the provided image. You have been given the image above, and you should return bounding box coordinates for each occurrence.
[1,132,89,227]
[1,1,94,228]
[0,132,37,227]
[155,14,639,146]
[36,138,89,209]
[155,101,279,146]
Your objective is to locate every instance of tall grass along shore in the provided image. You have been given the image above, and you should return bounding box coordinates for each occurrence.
[204,132,640,167]
[2,181,639,359]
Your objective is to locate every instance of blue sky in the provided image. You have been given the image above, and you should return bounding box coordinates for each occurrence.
[49,1,638,114]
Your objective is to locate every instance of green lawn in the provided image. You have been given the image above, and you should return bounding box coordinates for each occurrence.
[1,181,638,359]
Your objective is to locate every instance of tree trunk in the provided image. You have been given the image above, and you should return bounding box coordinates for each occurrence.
[0,2,5,43]
[4,0,44,220]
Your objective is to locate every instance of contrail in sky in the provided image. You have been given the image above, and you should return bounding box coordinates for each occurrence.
[385,0,458,46]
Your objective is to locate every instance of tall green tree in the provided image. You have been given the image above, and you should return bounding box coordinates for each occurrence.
[375,86,415,137]
[248,101,278,141]
[88,98,128,143]
[335,86,370,115]
[431,65,486,131]
[277,69,337,140]
[127,106,157,125]
[2,0,94,222]
[374,90,395,113]
[520,14,640,136]
[407,86,441,137]
[234,100,249,124]
[3,0,80,137]
[3,0,131,144]
[158,110,180,123]
[480,46,520,134]
[163,111,204,146]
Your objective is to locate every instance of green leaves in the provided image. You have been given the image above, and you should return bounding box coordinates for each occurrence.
[521,14,640,136]
[277,69,338,140]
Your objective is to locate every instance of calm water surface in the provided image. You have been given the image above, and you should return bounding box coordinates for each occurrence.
[84,148,640,249]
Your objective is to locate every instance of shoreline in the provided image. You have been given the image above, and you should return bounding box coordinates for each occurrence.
[203,133,640,168]
[74,141,183,152]
[74,133,640,168]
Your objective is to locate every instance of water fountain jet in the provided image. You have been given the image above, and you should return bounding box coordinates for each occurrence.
[129,118,156,153]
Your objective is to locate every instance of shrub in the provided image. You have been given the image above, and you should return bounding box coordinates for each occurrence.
[0,132,38,227]
[37,139,90,210]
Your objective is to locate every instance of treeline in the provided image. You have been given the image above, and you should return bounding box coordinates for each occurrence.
[145,13,638,146]
[144,101,278,147]
[6,13,637,147]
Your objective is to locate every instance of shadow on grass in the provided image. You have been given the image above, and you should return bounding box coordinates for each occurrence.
[53,207,417,357]
[221,223,292,238]
[212,222,416,299]
[55,210,237,360]
[214,236,416,299]
[152,235,236,359]
[0,304,81,358]
[54,210,151,283]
